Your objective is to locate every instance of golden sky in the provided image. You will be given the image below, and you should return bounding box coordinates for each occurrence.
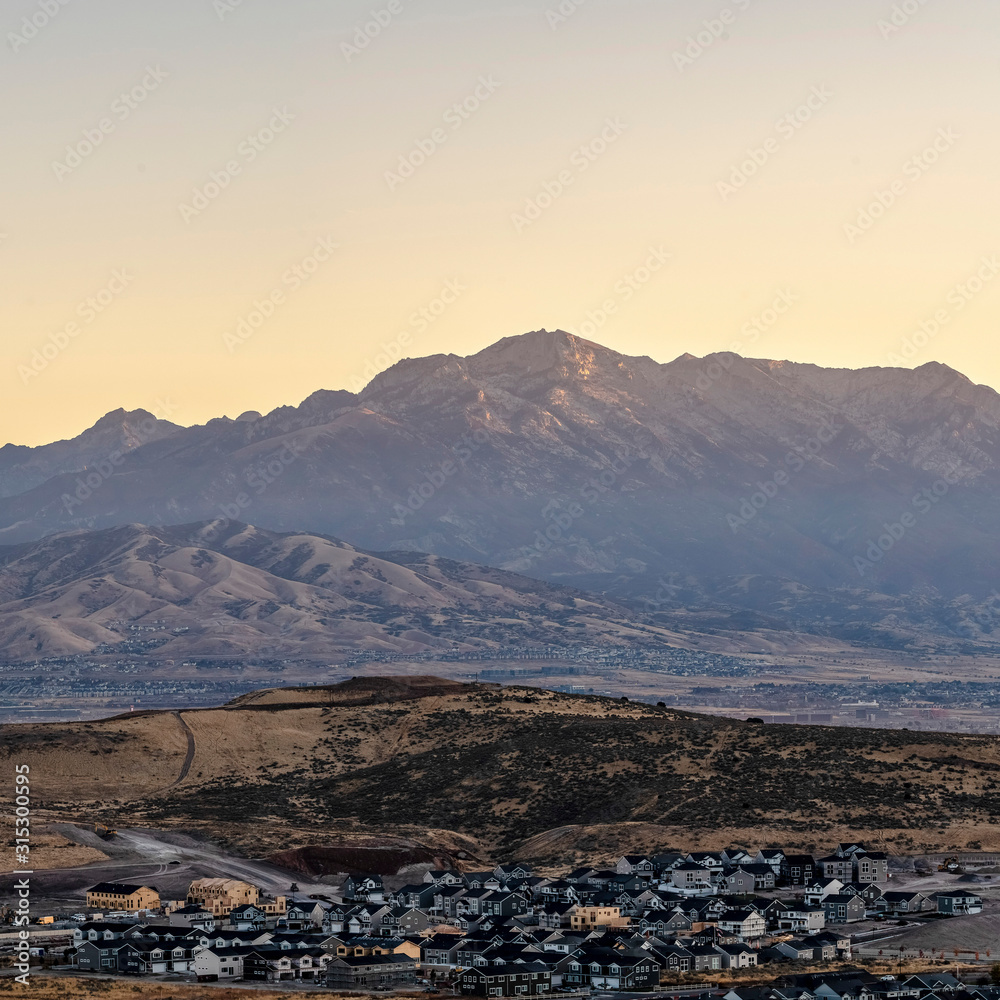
[3,0,999,445]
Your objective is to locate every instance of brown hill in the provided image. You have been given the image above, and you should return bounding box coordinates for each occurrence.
[3,677,1000,862]
[0,521,698,662]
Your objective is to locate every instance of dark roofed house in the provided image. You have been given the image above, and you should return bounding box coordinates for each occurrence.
[86,882,160,912]
[935,891,983,915]
[459,962,552,997]
[326,953,417,989]
[821,895,866,924]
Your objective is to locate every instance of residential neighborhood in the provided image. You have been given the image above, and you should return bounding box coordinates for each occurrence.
[13,842,992,993]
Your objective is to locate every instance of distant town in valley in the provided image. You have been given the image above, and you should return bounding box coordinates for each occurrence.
[5,650,1000,734]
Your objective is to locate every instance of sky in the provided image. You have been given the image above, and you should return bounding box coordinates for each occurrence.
[3,0,999,445]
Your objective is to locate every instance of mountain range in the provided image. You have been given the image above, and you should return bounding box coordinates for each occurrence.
[2,330,999,652]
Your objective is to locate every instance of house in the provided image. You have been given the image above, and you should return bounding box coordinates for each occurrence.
[536,903,575,930]
[686,943,724,972]
[326,954,417,989]
[812,930,852,958]
[481,891,530,919]
[755,849,787,875]
[724,864,775,892]
[117,940,193,975]
[242,946,327,982]
[73,922,132,945]
[724,869,756,895]
[817,855,854,881]
[194,944,259,980]
[568,905,629,931]
[821,894,866,924]
[284,899,325,930]
[840,882,883,906]
[671,863,712,890]
[421,933,463,970]
[494,864,533,881]
[876,891,929,915]
[616,855,655,875]
[187,878,282,917]
[687,852,725,875]
[934,890,983,915]
[74,940,117,972]
[854,852,889,883]
[344,873,386,901]
[652,853,685,874]
[167,904,216,930]
[395,906,432,935]
[321,904,352,934]
[776,904,825,932]
[459,962,552,997]
[394,883,439,909]
[644,940,693,973]
[465,872,503,890]
[717,943,758,969]
[346,903,396,936]
[804,878,844,904]
[785,855,815,886]
[85,882,160,913]
[773,939,818,962]
[717,909,766,938]
[230,904,267,931]
[638,908,691,936]
[564,948,659,990]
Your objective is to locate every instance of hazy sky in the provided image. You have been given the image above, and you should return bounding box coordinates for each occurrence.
[4,0,999,445]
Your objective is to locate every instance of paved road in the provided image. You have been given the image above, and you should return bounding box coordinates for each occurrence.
[0,827,343,910]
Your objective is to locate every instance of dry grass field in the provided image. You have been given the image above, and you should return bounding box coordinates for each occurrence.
[5,676,1000,864]
[0,976,337,999]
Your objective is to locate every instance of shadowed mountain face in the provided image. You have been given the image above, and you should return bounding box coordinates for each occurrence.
[2,331,999,647]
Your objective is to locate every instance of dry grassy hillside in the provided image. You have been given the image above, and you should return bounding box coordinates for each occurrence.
[4,676,1000,862]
